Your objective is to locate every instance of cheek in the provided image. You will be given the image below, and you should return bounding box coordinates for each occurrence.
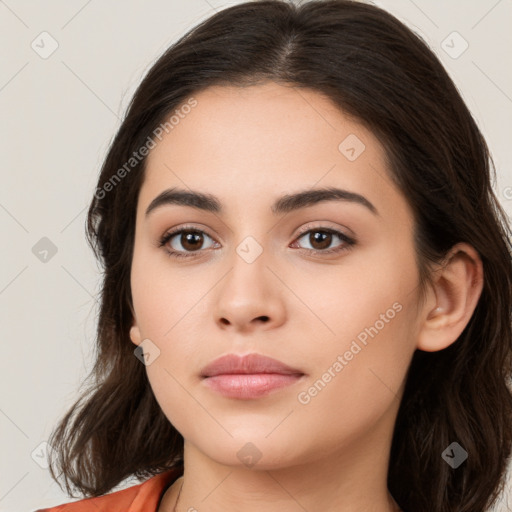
[130,246,218,431]
[289,240,419,353]
[130,243,214,340]
[287,245,419,431]
[286,290,418,465]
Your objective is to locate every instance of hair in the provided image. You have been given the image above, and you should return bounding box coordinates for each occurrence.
[46,1,512,511]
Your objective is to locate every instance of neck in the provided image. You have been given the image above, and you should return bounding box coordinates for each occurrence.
[170,418,400,512]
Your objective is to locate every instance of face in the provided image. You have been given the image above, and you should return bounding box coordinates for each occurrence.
[129,82,423,469]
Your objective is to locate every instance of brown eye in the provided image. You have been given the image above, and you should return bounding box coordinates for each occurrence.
[307,231,333,250]
[294,228,353,253]
[175,230,205,252]
[160,228,217,257]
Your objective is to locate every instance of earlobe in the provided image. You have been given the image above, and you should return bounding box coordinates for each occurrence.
[130,324,142,346]
[417,243,484,352]
[128,299,141,346]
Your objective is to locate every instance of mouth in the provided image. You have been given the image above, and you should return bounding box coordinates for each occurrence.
[200,353,305,399]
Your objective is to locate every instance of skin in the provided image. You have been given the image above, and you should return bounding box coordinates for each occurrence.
[129,82,483,511]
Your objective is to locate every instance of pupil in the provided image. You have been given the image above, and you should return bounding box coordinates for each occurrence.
[183,231,203,251]
[311,231,331,250]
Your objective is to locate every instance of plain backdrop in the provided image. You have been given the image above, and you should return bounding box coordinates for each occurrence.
[1,1,511,511]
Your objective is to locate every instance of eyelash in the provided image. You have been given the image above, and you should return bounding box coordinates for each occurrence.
[158,224,356,260]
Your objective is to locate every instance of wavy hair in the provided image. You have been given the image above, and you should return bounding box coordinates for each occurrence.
[47,1,512,511]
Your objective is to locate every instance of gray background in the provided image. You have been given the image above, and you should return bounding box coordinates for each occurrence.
[1,0,511,511]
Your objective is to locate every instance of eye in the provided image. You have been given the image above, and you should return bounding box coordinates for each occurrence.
[290,227,355,255]
[158,226,218,259]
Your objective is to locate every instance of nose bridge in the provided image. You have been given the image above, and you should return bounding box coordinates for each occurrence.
[213,233,286,330]
[224,234,271,301]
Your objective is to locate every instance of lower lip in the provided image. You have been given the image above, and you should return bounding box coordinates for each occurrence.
[202,373,303,399]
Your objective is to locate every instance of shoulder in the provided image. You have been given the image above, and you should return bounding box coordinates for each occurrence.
[34,468,183,512]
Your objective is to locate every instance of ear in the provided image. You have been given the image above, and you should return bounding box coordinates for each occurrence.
[130,320,142,347]
[417,242,484,352]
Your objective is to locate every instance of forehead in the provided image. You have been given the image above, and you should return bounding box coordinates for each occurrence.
[138,82,406,221]
[148,82,375,168]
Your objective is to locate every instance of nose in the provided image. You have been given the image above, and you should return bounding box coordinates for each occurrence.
[213,249,287,334]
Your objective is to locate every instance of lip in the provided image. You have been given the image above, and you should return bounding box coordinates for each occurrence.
[200,353,305,399]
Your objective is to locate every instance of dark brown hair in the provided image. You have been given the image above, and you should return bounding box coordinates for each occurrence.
[47,1,512,511]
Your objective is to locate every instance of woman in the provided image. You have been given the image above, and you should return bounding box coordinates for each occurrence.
[37,1,512,511]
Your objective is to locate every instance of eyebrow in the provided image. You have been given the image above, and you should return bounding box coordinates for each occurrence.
[145,186,378,217]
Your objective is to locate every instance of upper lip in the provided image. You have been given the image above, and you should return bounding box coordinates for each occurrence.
[200,353,304,378]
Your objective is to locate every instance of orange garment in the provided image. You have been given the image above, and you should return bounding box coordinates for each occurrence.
[34,467,183,512]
